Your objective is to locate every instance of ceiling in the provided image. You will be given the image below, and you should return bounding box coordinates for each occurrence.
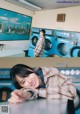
[5,0,80,11]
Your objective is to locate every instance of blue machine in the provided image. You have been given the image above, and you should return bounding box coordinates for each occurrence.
[53,30,75,57]
[70,32,80,57]
[29,28,40,48]
[28,28,55,57]
[43,29,55,57]
[58,67,80,114]
[28,28,40,57]
[74,32,80,46]
[0,68,15,102]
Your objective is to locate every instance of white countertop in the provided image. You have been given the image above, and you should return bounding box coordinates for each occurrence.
[0,99,68,114]
[0,49,25,57]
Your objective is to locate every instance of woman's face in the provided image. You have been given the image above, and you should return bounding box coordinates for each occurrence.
[40,31,44,38]
[16,73,42,89]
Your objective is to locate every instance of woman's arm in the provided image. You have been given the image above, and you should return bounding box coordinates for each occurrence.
[27,88,47,98]
[41,67,77,100]
[22,88,38,100]
[8,88,38,103]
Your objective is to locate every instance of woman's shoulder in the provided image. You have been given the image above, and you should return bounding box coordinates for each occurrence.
[41,67,59,77]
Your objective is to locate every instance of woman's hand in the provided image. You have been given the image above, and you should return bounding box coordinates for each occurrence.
[8,89,31,104]
[30,88,39,94]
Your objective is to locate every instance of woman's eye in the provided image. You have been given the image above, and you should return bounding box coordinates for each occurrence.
[21,80,25,85]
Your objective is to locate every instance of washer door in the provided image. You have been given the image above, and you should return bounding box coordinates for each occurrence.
[70,46,80,57]
[32,36,38,46]
[78,50,80,57]
[57,43,68,56]
[0,87,13,102]
[45,39,53,50]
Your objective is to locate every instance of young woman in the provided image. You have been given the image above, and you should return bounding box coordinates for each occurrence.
[8,64,77,104]
[34,29,45,57]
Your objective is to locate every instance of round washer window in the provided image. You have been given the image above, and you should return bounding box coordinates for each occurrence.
[32,36,38,46]
[70,46,80,57]
[57,43,68,56]
[45,39,52,50]
[78,50,80,57]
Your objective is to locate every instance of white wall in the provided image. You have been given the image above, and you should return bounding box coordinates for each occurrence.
[0,0,33,50]
[32,6,80,32]
[0,1,80,51]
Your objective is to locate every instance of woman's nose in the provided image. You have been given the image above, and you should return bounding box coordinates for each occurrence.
[27,78,32,84]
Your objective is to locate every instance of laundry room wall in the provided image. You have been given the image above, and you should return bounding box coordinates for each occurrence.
[0,57,80,68]
[32,6,80,32]
[0,0,34,51]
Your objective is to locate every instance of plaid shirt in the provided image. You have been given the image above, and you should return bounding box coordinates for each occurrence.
[40,67,76,100]
[25,67,77,100]
[34,37,45,57]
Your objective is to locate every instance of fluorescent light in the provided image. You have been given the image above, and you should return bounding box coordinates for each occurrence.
[18,0,42,10]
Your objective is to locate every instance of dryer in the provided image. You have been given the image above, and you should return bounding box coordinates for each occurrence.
[70,32,80,57]
[28,28,55,57]
[70,46,80,57]
[43,29,55,57]
[28,28,40,57]
[29,28,40,48]
[74,32,80,46]
[58,67,80,114]
[53,30,75,57]
[0,68,15,102]
[28,47,35,57]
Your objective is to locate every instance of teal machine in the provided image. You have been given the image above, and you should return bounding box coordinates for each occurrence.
[28,28,55,57]
[70,32,80,57]
[42,29,55,57]
[0,68,15,102]
[53,30,75,57]
[28,28,40,57]
[58,67,80,114]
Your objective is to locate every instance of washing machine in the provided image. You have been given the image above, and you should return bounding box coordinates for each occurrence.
[70,32,80,57]
[70,46,80,57]
[58,67,80,114]
[0,68,15,102]
[53,30,75,57]
[28,28,40,57]
[29,28,40,48]
[28,28,55,57]
[43,29,55,57]
[74,32,80,46]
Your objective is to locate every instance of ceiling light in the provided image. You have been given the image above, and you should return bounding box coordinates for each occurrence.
[18,0,42,10]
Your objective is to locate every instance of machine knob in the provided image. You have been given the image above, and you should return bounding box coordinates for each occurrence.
[75,70,80,75]
[60,70,65,74]
[70,70,75,75]
[65,70,70,75]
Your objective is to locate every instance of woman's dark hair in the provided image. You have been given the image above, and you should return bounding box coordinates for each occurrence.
[10,64,37,89]
[40,29,46,36]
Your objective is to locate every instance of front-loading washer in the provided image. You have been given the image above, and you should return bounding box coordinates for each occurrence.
[0,68,15,102]
[28,28,40,57]
[43,29,55,57]
[53,30,75,57]
[70,32,80,57]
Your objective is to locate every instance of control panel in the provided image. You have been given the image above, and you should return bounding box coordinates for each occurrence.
[0,68,11,80]
[58,67,80,83]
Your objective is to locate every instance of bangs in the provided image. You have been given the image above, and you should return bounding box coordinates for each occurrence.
[17,69,34,78]
[10,64,37,89]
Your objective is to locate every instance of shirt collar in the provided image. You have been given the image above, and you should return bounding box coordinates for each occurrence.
[35,68,45,88]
